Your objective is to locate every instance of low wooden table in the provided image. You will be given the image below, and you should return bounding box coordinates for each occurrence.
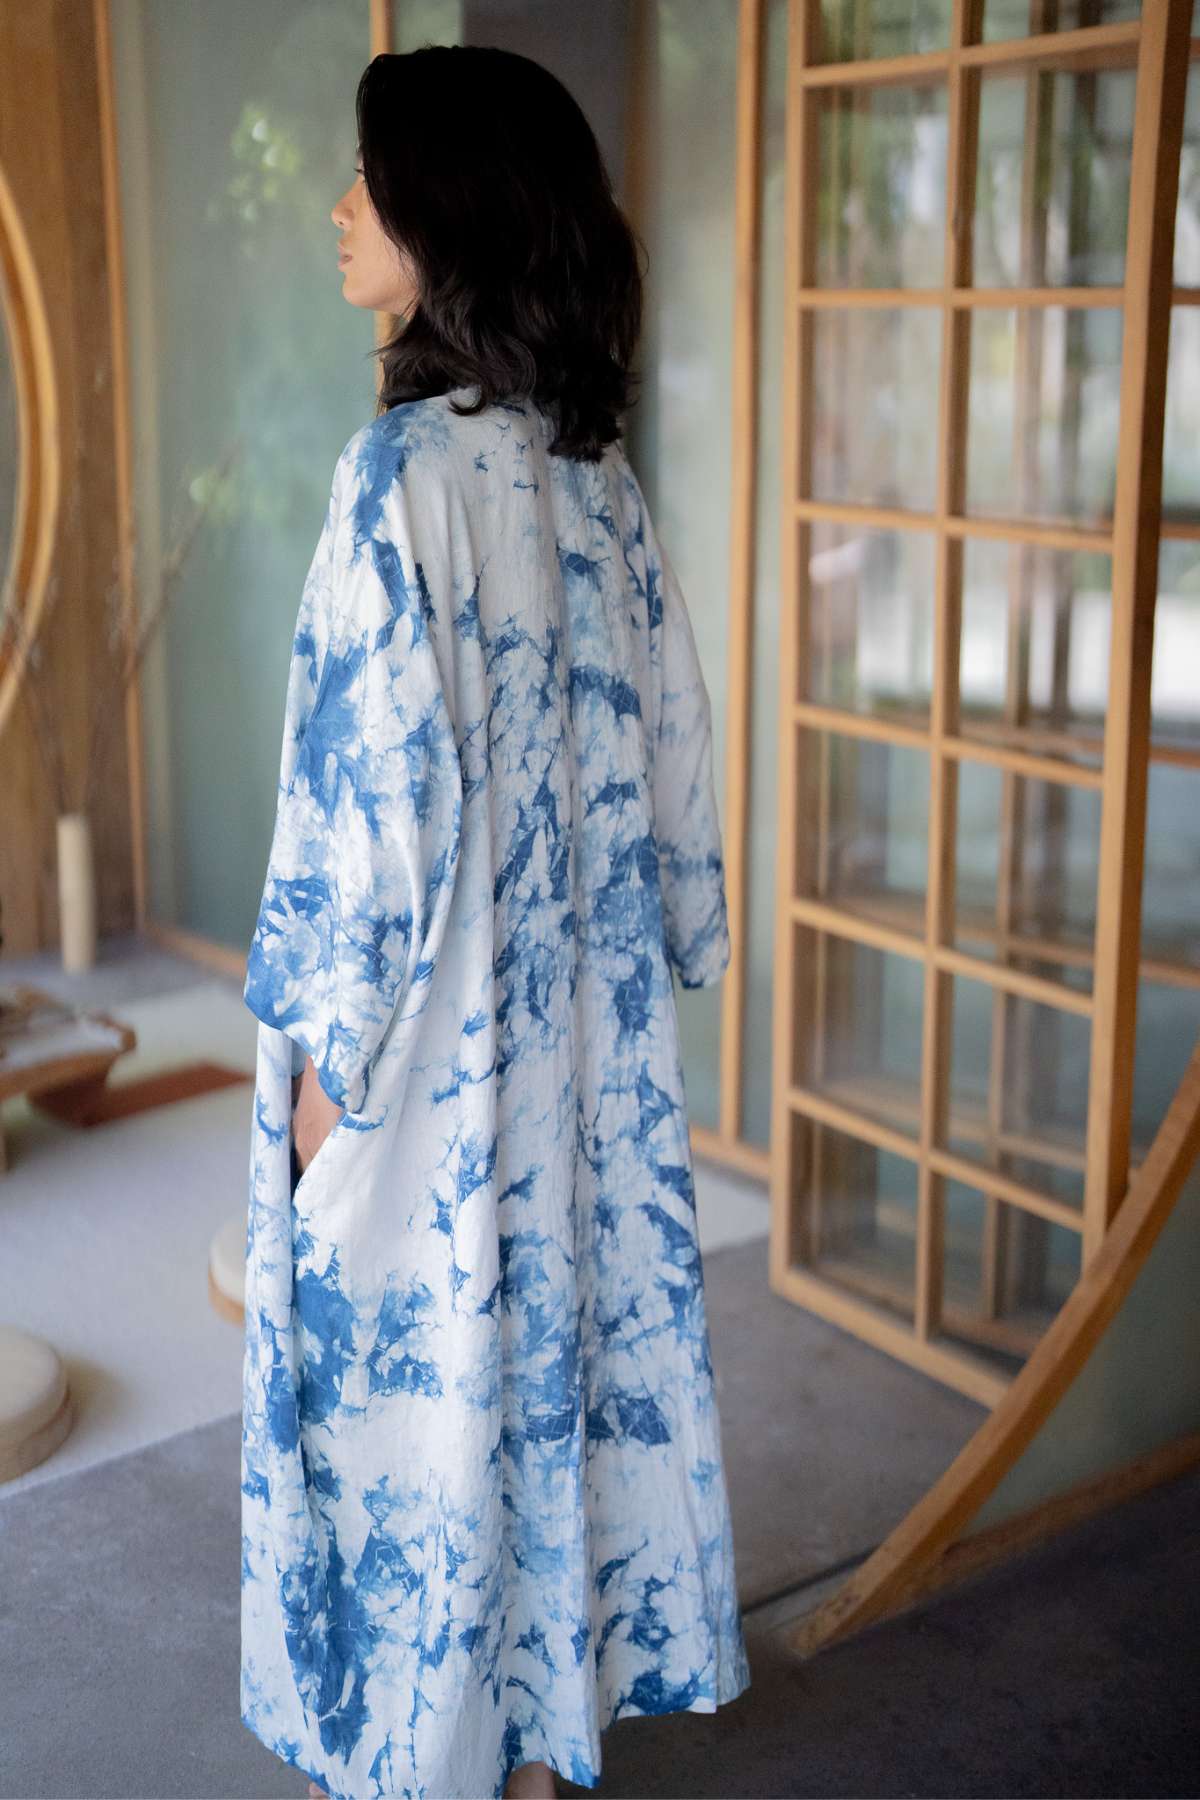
[0,983,137,1173]
[0,980,253,1173]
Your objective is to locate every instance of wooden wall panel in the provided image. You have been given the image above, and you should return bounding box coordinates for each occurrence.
[0,0,133,957]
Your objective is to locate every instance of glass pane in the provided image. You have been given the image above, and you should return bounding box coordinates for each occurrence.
[796,729,928,931]
[973,68,1134,289]
[1176,64,1200,287]
[1133,979,1200,1165]
[980,0,1140,40]
[955,763,1100,977]
[805,524,935,720]
[792,925,925,1137]
[742,0,791,1151]
[960,538,1110,762]
[816,84,947,287]
[112,0,378,944]
[938,1182,1081,1373]
[792,1115,919,1324]
[811,306,942,511]
[944,971,1089,1210]
[625,0,739,1133]
[1144,543,1200,975]
[964,307,1122,525]
[819,0,951,62]
[1162,307,1200,524]
[1142,761,1200,976]
[390,0,463,52]
[1152,540,1200,752]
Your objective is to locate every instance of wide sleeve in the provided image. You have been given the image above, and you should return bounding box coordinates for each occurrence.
[647,533,732,990]
[243,434,464,1115]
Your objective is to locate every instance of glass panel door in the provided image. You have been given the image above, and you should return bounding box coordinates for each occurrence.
[773,0,1192,1401]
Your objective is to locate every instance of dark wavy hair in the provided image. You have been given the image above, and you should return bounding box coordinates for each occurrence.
[354,44,644,462]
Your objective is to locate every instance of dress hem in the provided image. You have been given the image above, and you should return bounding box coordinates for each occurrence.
[242,1659,752,1800]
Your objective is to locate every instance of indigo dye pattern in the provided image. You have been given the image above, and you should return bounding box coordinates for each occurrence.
[241,387,751,1799]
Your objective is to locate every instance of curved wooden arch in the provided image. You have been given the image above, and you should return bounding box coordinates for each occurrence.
[786,1034,1200,1657]
[0,153,60,742]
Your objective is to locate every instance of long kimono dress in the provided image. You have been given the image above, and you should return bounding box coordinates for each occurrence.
[239,385,752,1800]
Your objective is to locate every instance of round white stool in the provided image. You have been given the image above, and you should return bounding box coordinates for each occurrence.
[208,1211,246,1325]
[0,1326,74,1484]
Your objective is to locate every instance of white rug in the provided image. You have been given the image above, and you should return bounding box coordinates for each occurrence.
[1,981,257,1497]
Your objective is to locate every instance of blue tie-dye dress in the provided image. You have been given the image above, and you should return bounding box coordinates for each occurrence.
[239,386,751,1800]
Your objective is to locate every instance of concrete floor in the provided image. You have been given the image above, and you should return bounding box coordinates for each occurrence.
[3,932,1194,1795]
[0,1350,1194,1797]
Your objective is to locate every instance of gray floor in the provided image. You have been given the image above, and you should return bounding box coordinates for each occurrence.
[2,1232,1195,1799]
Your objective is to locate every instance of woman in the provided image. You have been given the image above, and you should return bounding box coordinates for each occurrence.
[240,43,750,1800]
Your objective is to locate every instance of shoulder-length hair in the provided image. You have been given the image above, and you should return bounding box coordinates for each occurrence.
[355,44,644,462]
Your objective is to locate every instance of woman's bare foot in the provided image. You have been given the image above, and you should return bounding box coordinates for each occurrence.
[504,1758,557,1799]
[307,1782,325,1798]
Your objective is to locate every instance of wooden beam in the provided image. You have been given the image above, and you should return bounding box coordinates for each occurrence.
[1083,0,1191,1256]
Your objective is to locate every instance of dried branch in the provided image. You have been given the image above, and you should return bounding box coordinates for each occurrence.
[0,433,244,822]
[81,432,244,819]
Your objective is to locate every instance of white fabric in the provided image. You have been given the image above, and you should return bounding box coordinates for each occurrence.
[240,389,750,1799]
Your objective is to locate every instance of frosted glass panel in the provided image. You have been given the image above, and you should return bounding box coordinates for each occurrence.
[114,0,377,949]
[974,68,1135,289]
[625,0,738,1133]
[1176,64,1200,286]
[816,84,948,287]
[954,764,1101,976]
[743,0,789,1150]
[392,0,462,51]
[944,971,1090,1213]
[1153,542,1200,751]
[938,1183,1080,1373]
[796,729,929,929]
[795,1117,919,1324]
[819,0,951,62]
[1145,554,1200,972]
[812,307,942,512]
[960,540,1111,750]
[792,926,925,1138]
[965,307,1122,524]
[1163,307,1200,523]
[805,524,936,720]
[981,0,1139,38]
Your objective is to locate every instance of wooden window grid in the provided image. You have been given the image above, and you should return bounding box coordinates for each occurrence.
[738,0,1196,1405]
